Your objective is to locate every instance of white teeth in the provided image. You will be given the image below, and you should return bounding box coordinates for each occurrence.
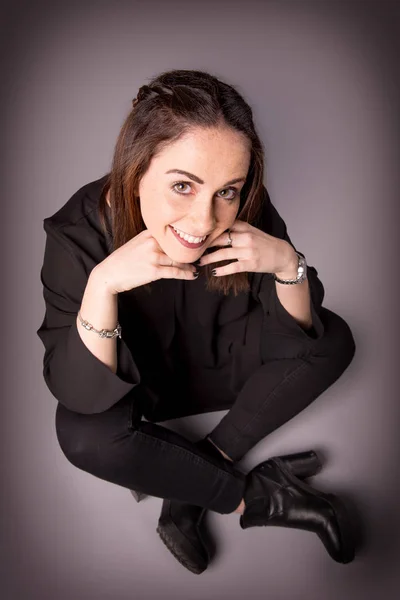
[172,226,207,243]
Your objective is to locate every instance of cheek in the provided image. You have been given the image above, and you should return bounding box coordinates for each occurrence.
[218,201,240,222]
[162,196,188,222]
[147,203,178,231]
[140,191,166,220]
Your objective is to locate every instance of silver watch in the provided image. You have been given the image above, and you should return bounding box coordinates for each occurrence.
[274,251,307,285]
[78,310,122,338]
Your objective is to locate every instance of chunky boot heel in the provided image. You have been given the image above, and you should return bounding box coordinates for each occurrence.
[156,436,238,574]
[273,450,322,479]
[130,489,149,503]
[240,454,356,564]
[157,501,209,574]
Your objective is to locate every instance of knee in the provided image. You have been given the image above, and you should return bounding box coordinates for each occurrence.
[319,308,356,368]
[54,402,126,473]
[55,403,93,469]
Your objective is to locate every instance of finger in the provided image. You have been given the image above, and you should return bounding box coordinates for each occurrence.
[157,255,195,270]
[156,255,197,278]
[159,265,199,280]
[208,221,250,246]
[211,261,243,277]
[177,261,198,273]
[200,247,246,266]
[208,230,234,248]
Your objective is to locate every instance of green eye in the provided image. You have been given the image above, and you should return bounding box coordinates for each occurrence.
[171,181,239,201]
[172,182,190,193]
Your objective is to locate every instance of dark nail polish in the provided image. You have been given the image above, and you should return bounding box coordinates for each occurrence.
[193,271,199,277]
[211,269,217,276]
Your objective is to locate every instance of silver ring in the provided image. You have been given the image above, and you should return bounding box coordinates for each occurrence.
[226,230,233,246]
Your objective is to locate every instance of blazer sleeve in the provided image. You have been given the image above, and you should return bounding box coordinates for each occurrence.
[36,224,141,414]
[253,186,325,340]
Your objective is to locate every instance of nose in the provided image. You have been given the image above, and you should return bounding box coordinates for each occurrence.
[188,202,216,235]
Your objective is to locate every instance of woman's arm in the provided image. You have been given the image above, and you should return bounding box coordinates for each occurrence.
[254,186,325,340]
[36,224,141,414]
[76,264,119,375]
[274,249,313,331]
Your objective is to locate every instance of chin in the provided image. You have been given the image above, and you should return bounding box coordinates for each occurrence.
[170,250,203,264]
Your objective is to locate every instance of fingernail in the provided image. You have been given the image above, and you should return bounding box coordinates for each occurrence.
[211,269,217,276]
[193,271,199,278]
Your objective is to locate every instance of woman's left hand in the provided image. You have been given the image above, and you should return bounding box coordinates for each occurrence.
[197,219,298,277]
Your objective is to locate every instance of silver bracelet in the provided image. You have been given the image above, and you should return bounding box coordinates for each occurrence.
[78,310,121,339]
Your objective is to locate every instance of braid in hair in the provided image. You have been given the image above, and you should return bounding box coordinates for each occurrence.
[132,83,174,108]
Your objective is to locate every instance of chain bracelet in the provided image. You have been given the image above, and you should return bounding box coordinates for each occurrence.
[78,310,121,339]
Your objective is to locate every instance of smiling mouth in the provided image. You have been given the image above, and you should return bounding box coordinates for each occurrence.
[169,225,210,248]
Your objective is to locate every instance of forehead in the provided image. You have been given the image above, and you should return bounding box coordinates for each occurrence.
[154,127,251,171]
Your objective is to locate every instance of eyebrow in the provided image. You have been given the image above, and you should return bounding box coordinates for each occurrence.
[165,169,246,186]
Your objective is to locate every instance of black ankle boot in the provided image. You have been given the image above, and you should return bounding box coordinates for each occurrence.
[239,450,355,564]
[156,436,235,574]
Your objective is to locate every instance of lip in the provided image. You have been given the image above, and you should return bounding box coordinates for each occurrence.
[169,225,209,249]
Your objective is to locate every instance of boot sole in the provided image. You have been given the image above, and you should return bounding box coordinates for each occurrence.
[269,457,355,564]
[156,519,209,575]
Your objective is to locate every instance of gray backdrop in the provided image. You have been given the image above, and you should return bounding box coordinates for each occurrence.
[2,0,399,598]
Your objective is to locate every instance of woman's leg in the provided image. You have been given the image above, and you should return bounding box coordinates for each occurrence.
[207,307,356,462]
[55,392,245,514]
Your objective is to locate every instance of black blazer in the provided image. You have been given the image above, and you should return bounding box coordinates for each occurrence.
[36,176,325,420]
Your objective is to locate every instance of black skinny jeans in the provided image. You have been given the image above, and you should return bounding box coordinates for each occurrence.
[55,307,356,515]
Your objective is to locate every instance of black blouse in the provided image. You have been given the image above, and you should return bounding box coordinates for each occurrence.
[36,175,325,420]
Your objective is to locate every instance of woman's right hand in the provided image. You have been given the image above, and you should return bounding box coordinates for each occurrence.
[94,229,198,295]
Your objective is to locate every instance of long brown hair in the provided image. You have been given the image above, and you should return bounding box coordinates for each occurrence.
[98,69,266,296]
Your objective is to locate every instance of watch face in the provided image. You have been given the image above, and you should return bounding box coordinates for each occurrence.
[297,254,306,268]
[295,252,307,282]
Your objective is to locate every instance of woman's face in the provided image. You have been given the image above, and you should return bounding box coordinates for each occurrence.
[136,125,251,263]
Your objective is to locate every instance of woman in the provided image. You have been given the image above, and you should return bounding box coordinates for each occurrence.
[37,69,357,574]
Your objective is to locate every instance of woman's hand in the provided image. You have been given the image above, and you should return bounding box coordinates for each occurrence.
[197,220,298,277]
[95,229,198,295]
